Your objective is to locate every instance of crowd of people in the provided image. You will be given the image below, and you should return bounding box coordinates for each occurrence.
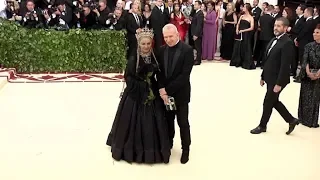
[0,0,319,164]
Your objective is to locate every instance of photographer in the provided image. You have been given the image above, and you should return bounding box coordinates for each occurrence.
[21,0,44,28]
[5,0,22,21]
[75,3,97,29]
[43,0,73,29]
[106,7,124,30]
[92,0,111,29]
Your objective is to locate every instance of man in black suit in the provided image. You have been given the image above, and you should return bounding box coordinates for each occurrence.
[191,1,204,65]
[295,7,316,59]
[272,5,282,19]
[158,24,194,164]
[250,17,299,135]
[289,4,306,77]
[294,7,316,82]
[251,0,262,54]
[257,5,275,67]
[126,4,143,57]
[150,0,170,51]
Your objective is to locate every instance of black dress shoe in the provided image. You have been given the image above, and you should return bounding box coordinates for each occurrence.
[250,126,267,134]
[313,124,319,128]
[180,150,189,164]
[286,118,300,135]
[194,61,201,65]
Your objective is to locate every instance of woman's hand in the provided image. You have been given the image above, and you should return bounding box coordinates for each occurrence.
[307,72,318,80]
[236,29,239,34]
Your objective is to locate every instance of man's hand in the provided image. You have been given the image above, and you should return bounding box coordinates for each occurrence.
[161,94,169,104]
[287,26,291,32]
[193,36,198,41]
[159,88,167,96]
[316,70,320,79]
[294,38,298,47]
[273,85,281,93]
[260,79,265,86]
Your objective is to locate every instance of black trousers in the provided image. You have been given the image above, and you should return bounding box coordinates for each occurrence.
[291,46,300,76]
[257,40,270,67]
[127,38,137,59]
[259,84,294,128]
[166,103,191,150]
[194,37,202,63]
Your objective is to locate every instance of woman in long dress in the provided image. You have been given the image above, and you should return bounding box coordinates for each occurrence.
[106,28,171,163]
[230,3,255,69]
[298,25,320,128]
[202,1,217,61]
[220,2,237,60]
[170,3,188,41]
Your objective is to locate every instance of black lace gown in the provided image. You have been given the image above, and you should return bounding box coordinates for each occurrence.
[106,54,171,163]
[230,19,255,69]
[298,42,320,128]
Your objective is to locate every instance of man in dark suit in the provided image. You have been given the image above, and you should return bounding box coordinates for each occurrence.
[272,5,282,19]
[295,7,316,60]
[294,7,316,82]
[126,4,143,57]
[250,17,300,135]
[257,5,275,67]
[150,0,170,51]
[252,0,262,53]
[290,4,306,77]
[157,24,194,164]
[191,1,204,65]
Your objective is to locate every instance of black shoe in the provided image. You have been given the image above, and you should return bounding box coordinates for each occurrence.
[180,150,189,164]
[286,118,300,135]
[314,124,320,128]
[250,126,267,134]
[194,61,201,65]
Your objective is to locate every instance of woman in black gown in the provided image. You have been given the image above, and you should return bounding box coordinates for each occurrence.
[220,2,237,60]
[106,28,171,163]
[230,3,255,69]
[298,25,320,128]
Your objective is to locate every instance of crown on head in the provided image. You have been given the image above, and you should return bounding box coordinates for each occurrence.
[136,28,154,40]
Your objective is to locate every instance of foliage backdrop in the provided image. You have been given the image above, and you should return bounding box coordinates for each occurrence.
[0,19,127,73]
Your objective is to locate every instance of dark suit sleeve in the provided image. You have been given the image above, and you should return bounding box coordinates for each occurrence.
[155,48,165,89]
[126,15,137,34]
[277,41,294,86]
[194,13,204,37]
[296,21,314,42]
[165,46,194,95]
[253,8,261,21]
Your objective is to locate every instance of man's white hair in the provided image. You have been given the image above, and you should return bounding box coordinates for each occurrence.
[162,24,178,33]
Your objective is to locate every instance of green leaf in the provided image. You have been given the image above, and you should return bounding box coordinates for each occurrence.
[0,19,126,73]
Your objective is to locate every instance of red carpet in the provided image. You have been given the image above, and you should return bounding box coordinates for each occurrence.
[0,68,124,83]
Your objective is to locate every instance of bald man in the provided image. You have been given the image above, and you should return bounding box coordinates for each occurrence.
[157,24,194,164]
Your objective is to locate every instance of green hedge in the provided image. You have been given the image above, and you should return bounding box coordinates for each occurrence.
[0,19,126,73]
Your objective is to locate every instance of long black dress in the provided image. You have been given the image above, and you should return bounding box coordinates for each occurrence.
[230,19,256,69]
[220,12,235,60]
[106,53,171,163]
[298,42,320,128]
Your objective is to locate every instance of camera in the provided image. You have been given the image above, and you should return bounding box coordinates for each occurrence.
[47,6,58,15]
[90,2,100,10]
[165,96,177,111]
[107,13,117,24]
[26,10,37,21]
